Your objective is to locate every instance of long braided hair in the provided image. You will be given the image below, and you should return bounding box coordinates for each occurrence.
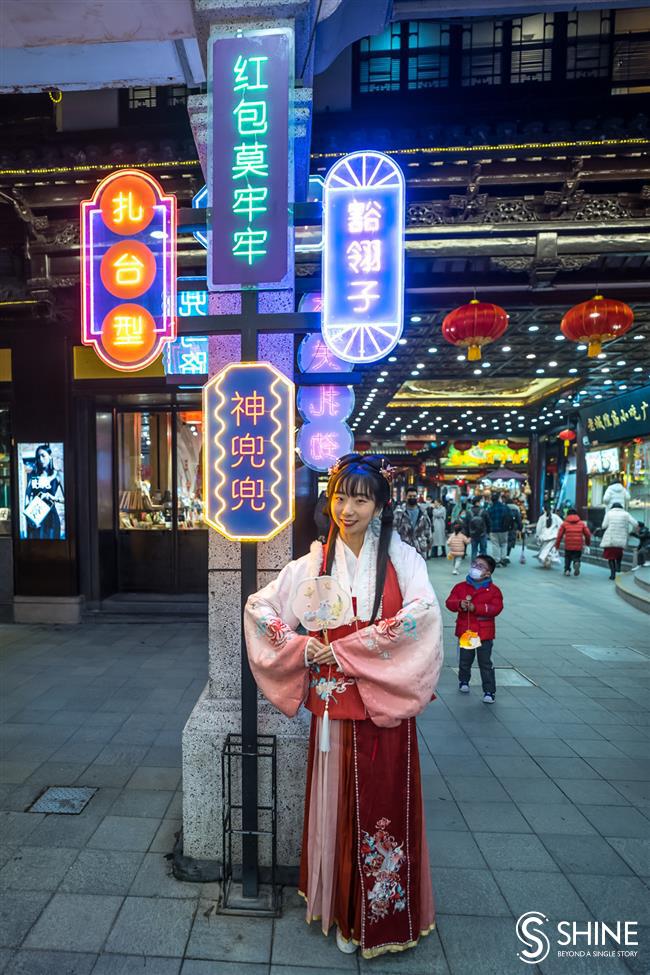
[324,453,393,624]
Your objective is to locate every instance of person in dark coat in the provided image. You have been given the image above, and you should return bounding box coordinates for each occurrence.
[556,509,591,577]
[467,504,490,562]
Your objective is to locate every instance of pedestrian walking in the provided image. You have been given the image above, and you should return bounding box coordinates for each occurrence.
[599,502,639,579]
[445,554,503,703]
[393,485,433,559]
[430,499,447,558]
[556,509,591,577]
[447,522,470,575]
[487,492,513,566]
[535,503,562,568]
[468,504,490,561]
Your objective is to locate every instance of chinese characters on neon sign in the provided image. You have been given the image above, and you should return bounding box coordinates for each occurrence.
[295,304,355,472]
[209,27,293,290]
[322,151,405,364]
[80,169,176,371]
[203,362,295,541]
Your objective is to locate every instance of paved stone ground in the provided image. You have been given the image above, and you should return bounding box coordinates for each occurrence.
[0,555,649,975]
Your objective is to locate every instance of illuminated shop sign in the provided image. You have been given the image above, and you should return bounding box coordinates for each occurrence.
[581,385,650,443]
[208,26,293,290]
[322,151,405,363]
[163,336,208,377]
[192,184,208,250]
[203,362,295,541]
[80,169,176,371]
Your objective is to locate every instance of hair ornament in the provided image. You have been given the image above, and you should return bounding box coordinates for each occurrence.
[379,459,396,483]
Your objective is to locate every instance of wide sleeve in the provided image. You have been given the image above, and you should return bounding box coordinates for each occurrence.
[243,559,310,719]
[329,545,444,728]
[556,523,565,547]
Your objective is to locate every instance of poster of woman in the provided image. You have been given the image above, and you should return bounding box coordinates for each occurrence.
[17,443,66,540]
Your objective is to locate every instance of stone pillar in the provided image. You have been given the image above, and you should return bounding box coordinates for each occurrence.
[575,419,588,520]
[181,17,313,875]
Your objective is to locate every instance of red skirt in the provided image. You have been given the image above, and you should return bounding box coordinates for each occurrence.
[603,547,623,560]
[298,713,435,959]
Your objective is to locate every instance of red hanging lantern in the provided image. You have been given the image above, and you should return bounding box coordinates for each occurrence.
[558,428,576,456]
[442,298,508,361]
[561,294,634,358]
[355,440,372,452]
[454,440,473,452]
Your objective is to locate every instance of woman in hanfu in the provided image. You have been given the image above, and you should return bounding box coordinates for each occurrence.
[244,453,444,959]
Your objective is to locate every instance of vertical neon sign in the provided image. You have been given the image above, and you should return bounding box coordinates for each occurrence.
[322,151,405,364]
[208,27,293,290]
[80,169,176,371]
[203,362,295,541]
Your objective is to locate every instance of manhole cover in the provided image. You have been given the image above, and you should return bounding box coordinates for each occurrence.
[28,786,97,815]
[573,645,648,663]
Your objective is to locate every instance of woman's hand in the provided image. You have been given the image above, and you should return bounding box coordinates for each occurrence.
[305,636,327,664]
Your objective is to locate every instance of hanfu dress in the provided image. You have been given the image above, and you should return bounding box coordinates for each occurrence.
[244,529,444,959]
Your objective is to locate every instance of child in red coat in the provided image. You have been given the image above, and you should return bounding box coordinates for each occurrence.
[445,554,504,703]
[556,509,591,577]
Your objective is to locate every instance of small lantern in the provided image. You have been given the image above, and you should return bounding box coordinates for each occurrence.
[561,294,634,357]
[442,298,508,361]
[558,428,576,456]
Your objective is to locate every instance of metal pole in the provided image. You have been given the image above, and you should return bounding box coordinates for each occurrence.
[241,290,258,898]
[241,540,259,897]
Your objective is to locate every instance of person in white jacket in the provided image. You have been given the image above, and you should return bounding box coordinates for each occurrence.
[600,502,638,578]
[603,481,630,510]
[535,503,563,568]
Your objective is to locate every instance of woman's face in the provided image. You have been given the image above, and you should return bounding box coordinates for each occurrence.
[36,449,50,467]
[330,487,378,541]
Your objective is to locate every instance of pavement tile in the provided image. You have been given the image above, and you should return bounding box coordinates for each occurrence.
[0,891,51,948]
[0,846,78,891]
[24,893,123,952]
[108,789,174,819]
[431,867,511,916]
[128,853,202,898]
[186,903,273,964]
[86,816,160,852]
[516,803,597,835]
[492,869,593,920]
[76,766,137,789]
[25,814,104,849]
[357,926,449,973]
[554,778,632,805]
[422,799,468,832]
[93,954,182,974]
[0,812,44,846]
[499,777,571,804]
[443,775,511,802]
[59,849,145,895]
[537,834,634,876]
[426,830,487,869]
[3,949,97,974]
[516,738,581,757]
[474,832,560,872]
[183,962,265,975]
[104,896,197,957]
[605,837,650,877]
[567,873,650,925]
[457,801,533,833]
[125,767,181,791]
[577,805,650,838]
[436,915,524,975]
[483,755,548,779]
[150,819,182,854]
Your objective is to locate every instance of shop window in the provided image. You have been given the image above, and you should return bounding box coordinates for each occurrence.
[510,14,554,83]
[168,85,188,107]
[118,412,172,530]
[0,409,10,535]
[128,86,158,110]
[566,10,612,80]
[461,19,504,87]
[407,21,450,89]
[358,23,401,92]
[177,411,204,529]
[612,8,650,89]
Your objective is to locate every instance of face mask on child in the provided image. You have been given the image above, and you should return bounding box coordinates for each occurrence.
[469,566,485,580]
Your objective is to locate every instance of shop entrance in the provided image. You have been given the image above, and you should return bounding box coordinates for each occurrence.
[96,404,207,595]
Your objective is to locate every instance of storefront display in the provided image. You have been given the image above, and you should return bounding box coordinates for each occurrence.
[17,442,66,540]
[0,408,10,536]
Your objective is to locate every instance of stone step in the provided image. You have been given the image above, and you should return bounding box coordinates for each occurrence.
[616,571,650,616]
[84,592,208,622]
[634,566,650,593]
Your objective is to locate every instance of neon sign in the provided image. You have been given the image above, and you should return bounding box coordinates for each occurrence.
[203,362,295,541]
[163,336,208,376]
[208,26,293,290]
[297,420,354,472]
[81,169,176,371]
[322,151,404,364]
[192,184,208,250]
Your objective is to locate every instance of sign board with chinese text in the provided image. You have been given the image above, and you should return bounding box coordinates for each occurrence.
[80,169,176,372]
[208,26,293,291]
[203,362,295,541]
[580,385,650,444]
[297,421,354,472]
[322,151,404,363]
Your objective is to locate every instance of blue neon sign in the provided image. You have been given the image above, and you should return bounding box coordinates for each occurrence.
[322,151,405,364]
